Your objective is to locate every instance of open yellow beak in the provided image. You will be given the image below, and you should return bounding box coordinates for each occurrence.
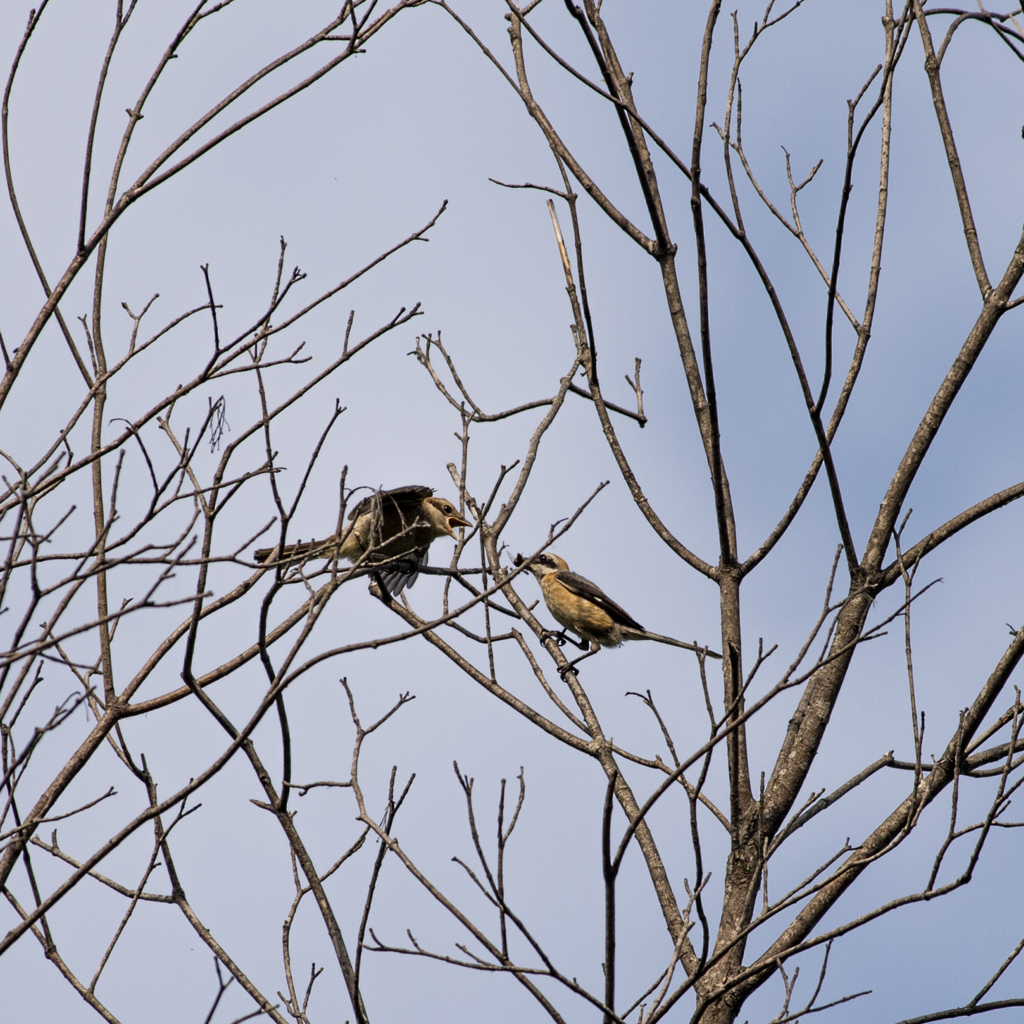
[444,513,472,536]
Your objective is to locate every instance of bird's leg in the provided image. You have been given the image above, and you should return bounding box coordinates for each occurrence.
[559,644,600,679]
[542,629,589,651]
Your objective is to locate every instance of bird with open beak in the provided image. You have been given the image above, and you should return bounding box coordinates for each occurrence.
[514,552,721,670]
[255,485,471,595]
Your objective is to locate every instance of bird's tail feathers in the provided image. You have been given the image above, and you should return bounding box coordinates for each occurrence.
[628,629,722,659]
[254,538,334,564]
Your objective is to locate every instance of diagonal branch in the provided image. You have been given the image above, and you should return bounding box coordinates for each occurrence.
[911,0,990,295]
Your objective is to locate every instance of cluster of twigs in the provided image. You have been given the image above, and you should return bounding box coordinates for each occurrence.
[356,2,1024,1022]
[5,2,1024,1024]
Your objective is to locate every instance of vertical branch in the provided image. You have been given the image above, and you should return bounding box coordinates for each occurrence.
[688,674,715,974]
[688,0,755,849]
[85,0,175,715]
[275,691,293,814]
[503,8,731,572]
[816,63,883,416]
[689,0,730,567]
[79,3,138,254]
[544,196,714,576]
[893,511,924,790]
[602,770,617,1024]
[566,0,671,255]
[911,0,991,296]
[495,777,509,957]
[496,768,525,961]
[573,0,736,538]
[834,0,903,424]
[82,306,114,705]
[1,0,93,387]
[356,765,413,992]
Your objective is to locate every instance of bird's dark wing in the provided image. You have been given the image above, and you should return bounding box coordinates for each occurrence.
[348,485,434,522]
[379,546,429,596]
[554,570,646,632]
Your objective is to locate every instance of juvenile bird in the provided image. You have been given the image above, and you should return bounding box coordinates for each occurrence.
[514,552,721,668]
[255,485,470,595]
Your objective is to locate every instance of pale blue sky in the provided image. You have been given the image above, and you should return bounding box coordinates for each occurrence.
[2,2,1023,1022]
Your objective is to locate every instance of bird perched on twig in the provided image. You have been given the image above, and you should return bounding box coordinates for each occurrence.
[514,552,721,672]
[255,485,470,595]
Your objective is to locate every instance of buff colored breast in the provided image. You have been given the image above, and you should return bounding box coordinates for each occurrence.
[541,575,619,646]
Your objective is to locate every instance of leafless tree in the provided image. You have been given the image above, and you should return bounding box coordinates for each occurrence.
[357,2,1024,1023]
[5,2,1024,1023]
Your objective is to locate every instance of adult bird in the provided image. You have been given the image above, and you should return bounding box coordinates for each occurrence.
[514,551,721,671]
[255,485,470,595]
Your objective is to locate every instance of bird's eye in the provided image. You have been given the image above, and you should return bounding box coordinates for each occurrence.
[442,504,453,513]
